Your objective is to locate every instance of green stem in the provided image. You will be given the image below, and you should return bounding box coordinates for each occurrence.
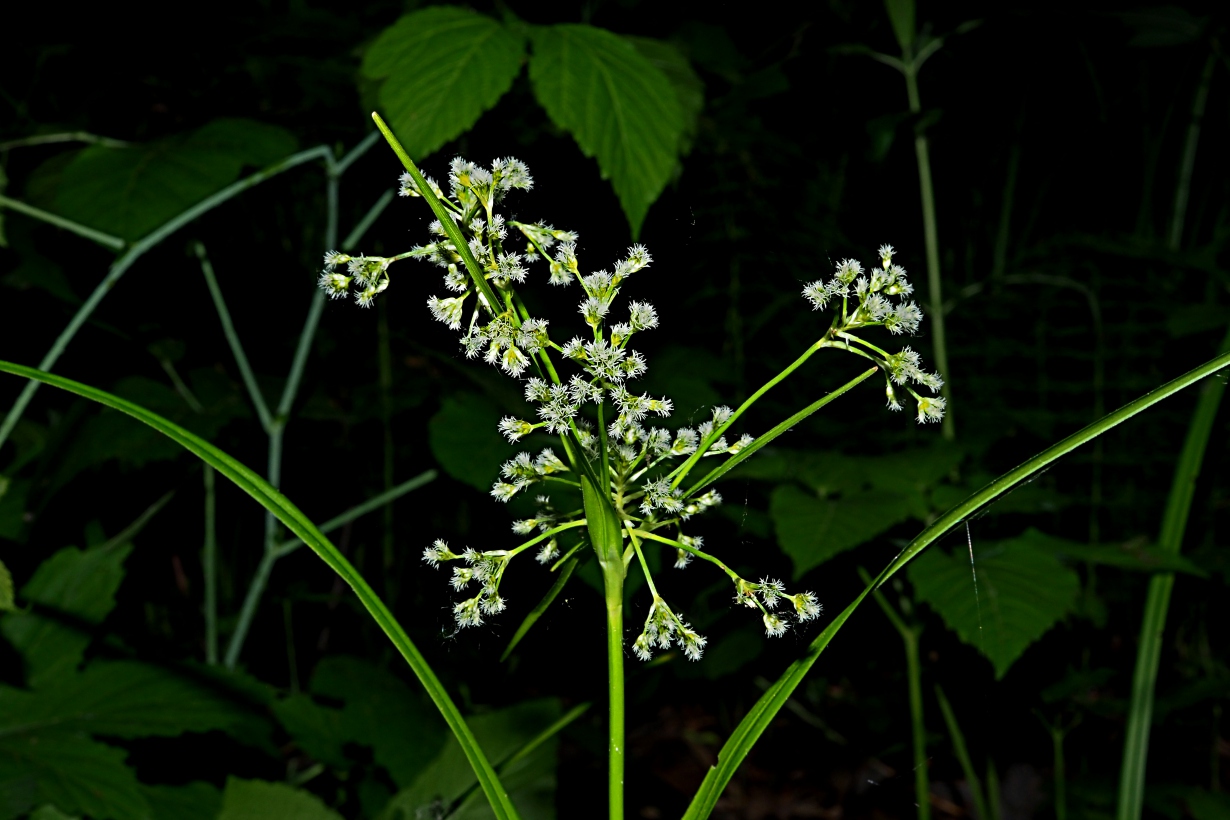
[1168,50,1216,252]
[196,241,274,431]
[0,144,334,454]
[935,686,989,820]
[0,193,124,249]
[669,338,830,489]
[605,561,625,820]
[1116,325,1230,820]
[203,465,218,666]
[904,68,953,441]
[0,131,130,151]
[865,573,929,820]
[275,469,437,557]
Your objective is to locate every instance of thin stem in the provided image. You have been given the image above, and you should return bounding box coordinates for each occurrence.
[196,241,274,431]
[1116,324,1230,820]
[0,131,130,151]
[0,143,334,454]
[0,193,125,249]
[669,338,829,489]
[203,466,218,665]
[630,529,740,583]
[866,574,929,820]
[936,686,989,820]
[275,469,437,557]
[904,68,954,440]
[1168,49,1216,252]
[224,547,278,669]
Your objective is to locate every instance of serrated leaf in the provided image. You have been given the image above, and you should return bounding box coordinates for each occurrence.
[217,778,342,820]
[624,37,704,157]
[0,661,271,741]
[530,24,686,237]
[769,485,912,578]
[142,782,222,820]
[382,698,560,820]
[52,118,298,241]
[428,392,510,493]
[0,542,133,687]
[362,7,525,160]
[0,734,149,820]
[909,536,1080,678]
[310,656,447,788]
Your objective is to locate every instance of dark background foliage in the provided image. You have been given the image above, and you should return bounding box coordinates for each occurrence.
[2,1,1228,818]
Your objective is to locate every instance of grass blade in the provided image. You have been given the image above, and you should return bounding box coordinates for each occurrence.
[0,360,523,820]
[1116,326,1230,820]
[682,349,1230,820]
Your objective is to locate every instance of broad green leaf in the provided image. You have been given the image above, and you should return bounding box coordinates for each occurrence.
[362,7,525,161]
[909,536,1080,678]
[0,734,148,820]
[0,541,134,688]
[624,37,704,157]
[51,119,298,241]
[142,782,222,820]
[429,392,509,492]
[271,693,351,769]
[0,560,12,612]
[0,360,520,820]
[309,656,447,787]
[530,24,687,237]
[382,699,561,820]
[769,485,912,579]
[0,661,271,741]
[29,805,78,820]
[217,778,342,820]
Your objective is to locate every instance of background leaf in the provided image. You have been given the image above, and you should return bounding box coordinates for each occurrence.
[309,656,448,788]
[0,541,133,688]
[0,735,148,820]
[769,485,912,578]
[381,698,561,820]
[362,8,525,161]
[141,782,222,820]
[908,534,1081,678]
[529,24,686,236]
[216,778,342,820]
[49,119,297,241]
[428,392,510,493]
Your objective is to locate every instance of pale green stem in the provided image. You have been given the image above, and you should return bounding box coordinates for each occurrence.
[196,241,274,431]
[203,465,218,665]
[222,136,384,669]
[605,563,625,820]
[866,575,929,820]
[904,67,954,441]
[0,131,130,151]
[0,194,124,249]
[275,469,438,557]
[0,144,334,454]
[1116,324,1230,820]
[935,686,989,820]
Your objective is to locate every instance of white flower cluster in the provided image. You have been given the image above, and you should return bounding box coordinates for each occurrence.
[318,252,390,307]
[733,577,823,635]
[632,598,708,661]
[803,244,946,425]
[421,540,511,628]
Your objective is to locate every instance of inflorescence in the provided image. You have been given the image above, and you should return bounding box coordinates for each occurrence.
[322,155,947,660]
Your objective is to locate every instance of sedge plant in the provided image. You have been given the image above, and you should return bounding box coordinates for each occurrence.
[320,113,948,816]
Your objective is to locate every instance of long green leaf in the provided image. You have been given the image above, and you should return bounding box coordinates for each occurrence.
[682,349,1230,819]
[1117,326,1230,820]
[500,555,580,662]
[0,361,523,820]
